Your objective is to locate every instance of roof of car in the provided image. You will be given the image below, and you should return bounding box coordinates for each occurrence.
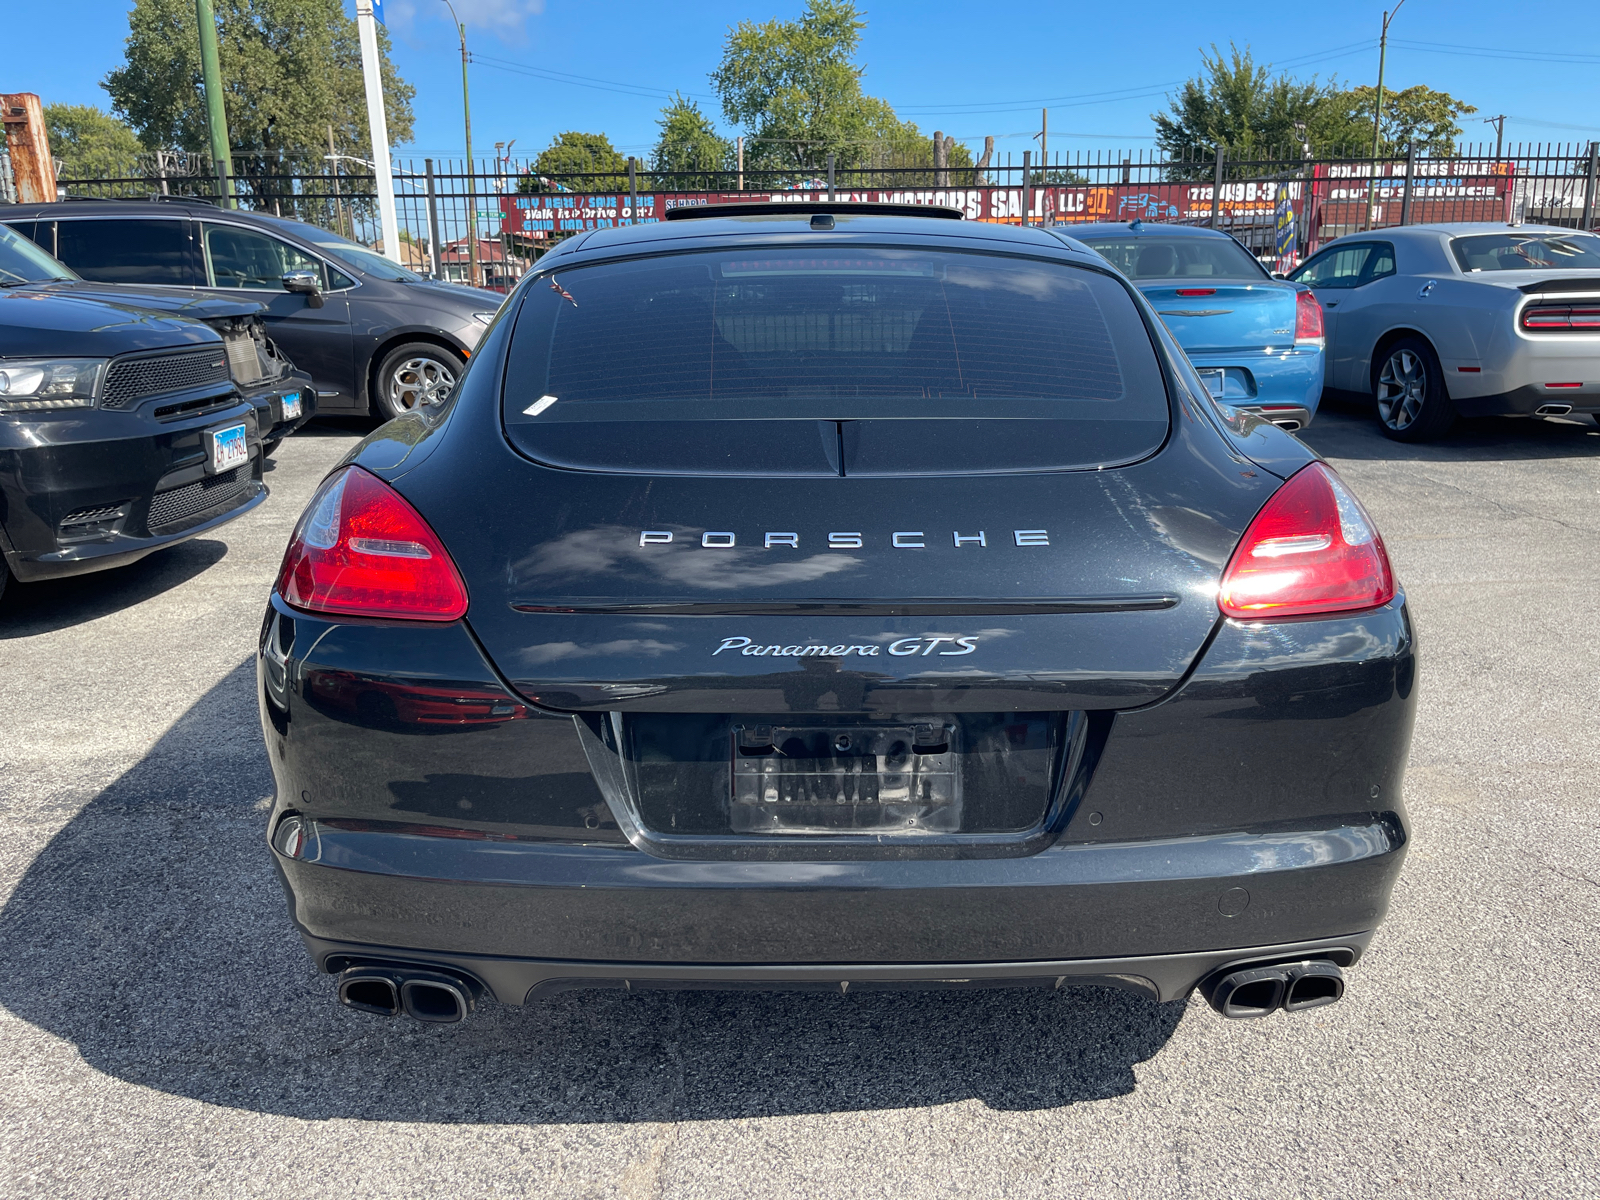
[1334,222,1590,239]
[543,208,1096,263]
[1051,221,1231,239]
[0,198,332,241]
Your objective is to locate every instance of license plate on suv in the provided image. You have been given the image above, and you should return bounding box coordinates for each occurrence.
[281,391,303,421]
[731,722,960,835]
[207,423,249,473]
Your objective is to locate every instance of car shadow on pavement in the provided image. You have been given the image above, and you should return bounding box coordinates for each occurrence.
[0,660,1187,1123]
[1301,395,1600,463]
[0,539,228,638]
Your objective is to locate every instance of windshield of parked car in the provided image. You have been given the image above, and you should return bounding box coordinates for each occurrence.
[502,248,1166,411]
[1451,232,1600,272]
[311,237,423,282]
[0,223,78,286]
[1077,235,1268,282]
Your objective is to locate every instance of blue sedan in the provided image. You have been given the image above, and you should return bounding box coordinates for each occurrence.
[1051,221,1326,429]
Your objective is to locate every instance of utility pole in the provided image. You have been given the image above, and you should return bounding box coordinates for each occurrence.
[355,0,399,261]
[1033,108,1048,183]
[442,0,478,288]
[193,0,232,207]
[1484,115,1506,160]
[1364,0,1406,232]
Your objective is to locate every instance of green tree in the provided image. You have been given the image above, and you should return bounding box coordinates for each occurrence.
[710,0,955,178]
[1315,85,1477,158]
[1154,43,1476,167]
[45,104,146,180]
[650,95,733,187]
[1154,43,1329,164]
[528,132,629,190]
[105,0,413,167]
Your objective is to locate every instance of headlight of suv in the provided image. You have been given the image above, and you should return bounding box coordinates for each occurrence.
[0,358,106,412]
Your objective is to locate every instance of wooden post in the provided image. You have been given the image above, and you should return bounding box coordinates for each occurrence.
[1,94,57,203]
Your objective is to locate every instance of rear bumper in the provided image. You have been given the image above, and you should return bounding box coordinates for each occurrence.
[261,591,1416,1000]
[1454,381,1600,418]
[299,930,1376,1006]
[276,816,1398,1003]
[1188,347,1324,417]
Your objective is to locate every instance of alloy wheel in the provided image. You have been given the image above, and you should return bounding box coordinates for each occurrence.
[1376,348,1427,431]
[387,355,457,412]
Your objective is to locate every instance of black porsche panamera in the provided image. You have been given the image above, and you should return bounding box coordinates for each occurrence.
[258,203,1416,1025]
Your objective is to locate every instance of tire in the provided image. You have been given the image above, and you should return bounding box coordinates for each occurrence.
[372,343,464,420]
[1374,336,1455,442]
[263,437,283,458]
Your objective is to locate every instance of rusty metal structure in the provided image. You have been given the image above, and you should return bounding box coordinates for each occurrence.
[2,94,57,204]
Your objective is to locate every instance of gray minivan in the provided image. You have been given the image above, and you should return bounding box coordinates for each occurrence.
[4,199,505,419]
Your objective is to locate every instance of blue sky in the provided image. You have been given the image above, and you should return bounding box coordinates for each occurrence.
[10,0,1600,165]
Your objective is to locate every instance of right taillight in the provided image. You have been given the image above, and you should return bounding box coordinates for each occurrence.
[1219,462,1394,620]
[1522,303,1600,331]
[276,466,469,621]
[1294,289,1325,348]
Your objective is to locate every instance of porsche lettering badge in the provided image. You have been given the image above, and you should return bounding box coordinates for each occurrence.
[641,530,1049,548]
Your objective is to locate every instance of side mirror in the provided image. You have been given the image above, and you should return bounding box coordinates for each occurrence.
[282,270,325,309]
[1271,272,1290,280]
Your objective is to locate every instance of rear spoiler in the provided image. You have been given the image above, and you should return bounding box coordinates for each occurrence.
[1519,277,1600,294]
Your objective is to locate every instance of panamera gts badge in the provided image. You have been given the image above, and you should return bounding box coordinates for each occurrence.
[640,530,1049,548]
[714,636,978,658]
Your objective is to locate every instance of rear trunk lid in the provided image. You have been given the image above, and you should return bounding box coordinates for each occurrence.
[1137,282,1298,354]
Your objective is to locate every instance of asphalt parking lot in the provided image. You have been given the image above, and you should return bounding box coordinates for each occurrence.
[2,402,1598,1199]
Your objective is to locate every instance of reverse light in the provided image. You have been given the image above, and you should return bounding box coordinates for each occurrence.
[275,467,468,620]
[1294,290,1325,349]
[1218,462,1394,619]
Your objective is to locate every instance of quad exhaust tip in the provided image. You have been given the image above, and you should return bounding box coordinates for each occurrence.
[1201,958,1345,1019]
[336,965,480,1023]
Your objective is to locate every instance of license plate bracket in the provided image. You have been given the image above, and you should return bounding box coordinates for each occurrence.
[205,422,250,474]
[731,722,960,835]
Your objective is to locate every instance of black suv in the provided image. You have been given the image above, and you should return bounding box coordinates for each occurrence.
[1,229,273,599]
[3,200,504,419]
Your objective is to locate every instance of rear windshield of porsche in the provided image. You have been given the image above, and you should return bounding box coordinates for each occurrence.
[501,248,1167,417]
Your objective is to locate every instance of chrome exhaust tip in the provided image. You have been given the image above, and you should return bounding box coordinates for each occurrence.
[1536,404,1573,416]
[334,964,481,1022]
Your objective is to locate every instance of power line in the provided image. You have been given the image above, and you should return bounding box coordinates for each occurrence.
[1393,38,1600,65]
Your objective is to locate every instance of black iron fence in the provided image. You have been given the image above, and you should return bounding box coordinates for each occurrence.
[50,141,1600,290]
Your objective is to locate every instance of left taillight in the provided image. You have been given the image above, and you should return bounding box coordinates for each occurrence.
[1218,462,1394,620]
[1294,289,1325,348]
[275,466,468,621]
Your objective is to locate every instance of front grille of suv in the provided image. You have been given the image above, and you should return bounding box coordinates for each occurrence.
[101,349,231,410]
[146,464,254,534]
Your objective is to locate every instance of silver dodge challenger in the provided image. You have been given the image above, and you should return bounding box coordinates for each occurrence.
[1288,223,1600,440]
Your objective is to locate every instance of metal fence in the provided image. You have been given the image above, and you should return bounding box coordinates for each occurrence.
[49,141,1600,290]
